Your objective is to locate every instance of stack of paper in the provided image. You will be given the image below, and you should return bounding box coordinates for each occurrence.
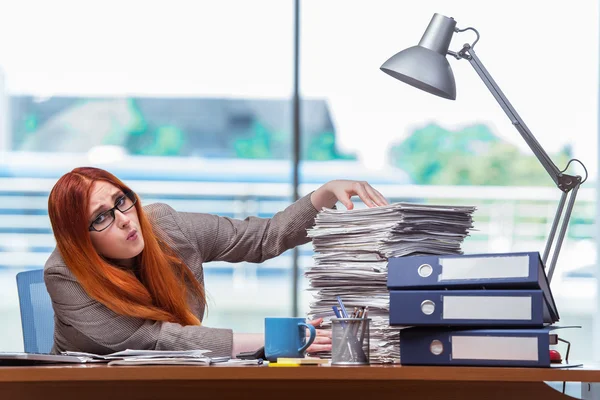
[305,202,476,363]
[62,349,212,365]
[0,349,262,366]
[61,349,261,366]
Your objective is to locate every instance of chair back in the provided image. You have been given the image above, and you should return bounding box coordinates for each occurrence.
[16,269,55,353]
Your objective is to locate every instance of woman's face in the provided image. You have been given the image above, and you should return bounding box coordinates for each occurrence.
[88,181,145,266]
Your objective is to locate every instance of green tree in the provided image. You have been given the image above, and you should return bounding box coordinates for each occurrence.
[103,99,148,147]
[233,121,280,159]
[305,131,356,161]
[390,123,571,186]
[233,122,356,160]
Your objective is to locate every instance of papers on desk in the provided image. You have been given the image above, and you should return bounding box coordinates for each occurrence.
[62,349,211,364]
[0,352,104,365]
[59,349,258,366]
[305,202,476,363]
[64,349,211,359]
[107,357,211,366]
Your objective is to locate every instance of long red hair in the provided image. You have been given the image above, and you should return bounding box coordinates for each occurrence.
[48,167,205,325]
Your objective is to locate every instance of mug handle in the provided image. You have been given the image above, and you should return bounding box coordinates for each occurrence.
[297,322,316,354]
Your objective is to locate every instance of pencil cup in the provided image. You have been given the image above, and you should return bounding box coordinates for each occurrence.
[331,318,371,365]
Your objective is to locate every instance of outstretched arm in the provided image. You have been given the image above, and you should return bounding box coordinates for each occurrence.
[176,180,388,264]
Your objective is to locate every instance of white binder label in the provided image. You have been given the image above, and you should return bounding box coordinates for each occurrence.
[452,336,539,361]
[443,296,532,320]
[439,255,530,281]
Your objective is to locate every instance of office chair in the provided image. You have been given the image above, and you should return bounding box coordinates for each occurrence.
[16,269,55,353]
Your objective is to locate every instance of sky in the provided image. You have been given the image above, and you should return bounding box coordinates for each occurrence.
[0,0,597,179]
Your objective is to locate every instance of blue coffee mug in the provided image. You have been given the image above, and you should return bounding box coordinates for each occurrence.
[264,317,316,362]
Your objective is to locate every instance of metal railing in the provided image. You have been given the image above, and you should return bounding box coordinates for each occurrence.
[0,175,595,277]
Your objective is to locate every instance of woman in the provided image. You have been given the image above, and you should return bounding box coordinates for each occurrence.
[45,167,388,357]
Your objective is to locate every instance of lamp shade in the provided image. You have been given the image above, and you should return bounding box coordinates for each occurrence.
[380,13,457,100]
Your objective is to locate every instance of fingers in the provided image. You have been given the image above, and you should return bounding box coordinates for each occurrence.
[375,188,389,205]
[316,329,332,338]
[306,329,332,338]
[307,318,332,341]
[307,344,332,353]
[351,182,389,208]
[306,321,332,352]
[364,184,389,206]
[324,180,389,210]
[352,182,378,208]
[307,329,332,339]
[311,336,332,345]
[338,192,354,210]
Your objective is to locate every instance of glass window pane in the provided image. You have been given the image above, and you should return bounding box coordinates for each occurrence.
[0,0,294,351]
[300,0,598,363]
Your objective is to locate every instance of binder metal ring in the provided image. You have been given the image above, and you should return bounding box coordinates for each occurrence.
[420,300,435,315]
[418,263,433,277]
[430,340,444,355]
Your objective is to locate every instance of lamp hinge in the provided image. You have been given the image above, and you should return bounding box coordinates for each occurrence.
[557,174,581,192]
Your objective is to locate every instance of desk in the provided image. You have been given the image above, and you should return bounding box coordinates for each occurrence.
[1,364,599,400]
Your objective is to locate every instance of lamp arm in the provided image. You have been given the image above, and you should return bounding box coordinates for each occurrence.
[453,43,585,283]
[544,184,579,282]
[461,45,573,187]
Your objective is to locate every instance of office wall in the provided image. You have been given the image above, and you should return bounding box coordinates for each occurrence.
[0,0,297,350]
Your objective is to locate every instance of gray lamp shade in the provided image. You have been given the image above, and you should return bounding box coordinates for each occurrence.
[380,13,458,100]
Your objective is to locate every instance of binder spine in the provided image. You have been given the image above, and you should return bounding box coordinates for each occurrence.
[399,328,550,367]
[387,252,540,290]
[389,290,546,327]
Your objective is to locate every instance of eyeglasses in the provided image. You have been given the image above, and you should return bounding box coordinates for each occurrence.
[88,191,137,232]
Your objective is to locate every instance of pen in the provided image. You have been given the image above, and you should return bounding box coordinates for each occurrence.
[332,305,342,318]
[359,306,369,347]
[332,303,354,359]
[337,296,349,318]
[355,308,363,319]
[352,308,364,349]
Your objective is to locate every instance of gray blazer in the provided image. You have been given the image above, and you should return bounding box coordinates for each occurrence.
[44,193,318,357]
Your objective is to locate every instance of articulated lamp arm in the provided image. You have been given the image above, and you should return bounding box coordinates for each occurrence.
[449,28,587,283]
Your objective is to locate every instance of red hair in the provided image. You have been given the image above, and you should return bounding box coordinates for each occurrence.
[48,167,204,325]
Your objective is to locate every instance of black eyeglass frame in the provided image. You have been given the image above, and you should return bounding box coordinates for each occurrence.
[88,191,138,232]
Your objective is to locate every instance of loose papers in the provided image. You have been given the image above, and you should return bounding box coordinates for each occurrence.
[61,349,261,366]
[62,349,213,365]
[305,202,476,363]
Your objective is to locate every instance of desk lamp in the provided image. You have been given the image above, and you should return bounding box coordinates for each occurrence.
[380,13,587,283]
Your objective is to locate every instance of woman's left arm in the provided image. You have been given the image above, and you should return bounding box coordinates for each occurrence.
[177,180,388,264]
